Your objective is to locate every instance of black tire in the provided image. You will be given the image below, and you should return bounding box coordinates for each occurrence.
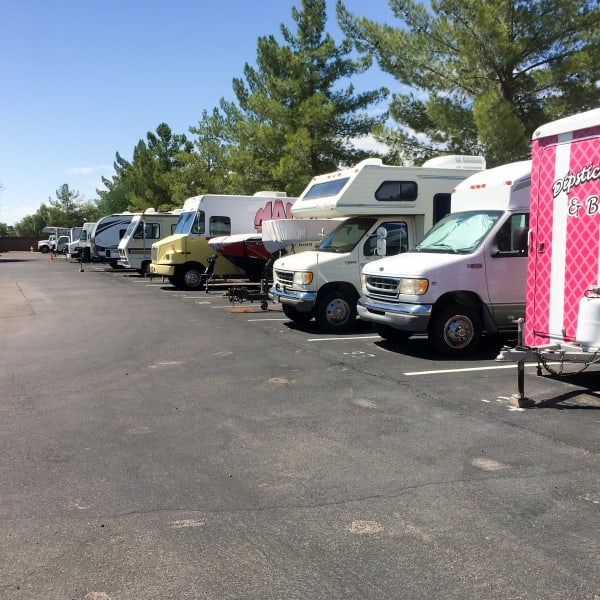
[373,323,413,343]
[139,261,150,277]
[282,303,313,324]
[315,289,357,332]
[40,246,49,254]
[82,248,91,262]
[429,303,482,356]
[177,263,206,290]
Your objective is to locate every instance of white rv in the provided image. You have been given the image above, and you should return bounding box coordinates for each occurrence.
[90,213,135,267]
[67,222,97,261]
[118,209,182,275]
[358,161,531,356]
[271,156,485,332]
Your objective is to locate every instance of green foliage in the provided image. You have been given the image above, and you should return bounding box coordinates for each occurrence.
[98,123,193,214]
[338,0,600,166]
[189,0,389,197]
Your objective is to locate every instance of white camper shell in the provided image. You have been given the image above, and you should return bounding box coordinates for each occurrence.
[271,155,485,332]
[90,213,136,266]
[358,161,531,356]
[118,209,182,275]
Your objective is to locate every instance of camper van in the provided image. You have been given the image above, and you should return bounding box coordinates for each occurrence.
[90,213,135,266]
[118,209,182,275]
[270,156,485,332]
[150,192,294,290]
[496,108,600,400]
[357,161,531,355]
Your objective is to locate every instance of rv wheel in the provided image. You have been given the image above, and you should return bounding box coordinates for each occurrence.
[282,303,313,324]
[429,303,482,356]
[315,290,357,332]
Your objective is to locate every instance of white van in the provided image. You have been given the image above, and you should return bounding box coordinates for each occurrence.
[358,161,531,355]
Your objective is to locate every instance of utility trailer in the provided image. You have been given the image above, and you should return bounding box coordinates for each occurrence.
[496,108,600,404]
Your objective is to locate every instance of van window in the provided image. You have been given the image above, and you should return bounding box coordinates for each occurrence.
[492,213,529,257]
[133,223,144,239]
[433,193,451,224]
[209,216,231,236]
[363,221,409,257]
[144,223,160,239]
[191,212,205,234]
[375,181,418,202]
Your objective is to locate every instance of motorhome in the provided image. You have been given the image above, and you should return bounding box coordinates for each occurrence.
[149,192,294,290]
[496,108,600,401]
[270,155,485,332]
[118,209,182,275]
[357,161,531,355]
[90,213,135,267]
[67,222,96,261]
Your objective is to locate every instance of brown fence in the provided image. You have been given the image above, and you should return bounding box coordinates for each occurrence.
[0,237,46,252]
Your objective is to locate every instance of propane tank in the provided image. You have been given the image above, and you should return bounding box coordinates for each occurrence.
[575,287,600,350]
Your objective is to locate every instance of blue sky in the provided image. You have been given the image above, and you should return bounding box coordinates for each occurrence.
[0,0,399,226]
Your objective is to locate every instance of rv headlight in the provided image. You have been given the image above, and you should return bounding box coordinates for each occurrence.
[361,273,367,289]
[398,278,429,295]
[293,271,313,286]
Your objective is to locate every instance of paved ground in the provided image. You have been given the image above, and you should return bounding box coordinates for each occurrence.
[1,251,599,600]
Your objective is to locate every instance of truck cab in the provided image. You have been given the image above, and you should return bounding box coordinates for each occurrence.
[358,161,531,355]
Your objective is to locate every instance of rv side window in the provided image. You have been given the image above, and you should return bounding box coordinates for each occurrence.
[492,214,529,257]
[433,193,451,224]
[145,223,160,239]
[209,216,231,236]
[170,224,177,235]
[363,221,409,257]
[375,181,418,202]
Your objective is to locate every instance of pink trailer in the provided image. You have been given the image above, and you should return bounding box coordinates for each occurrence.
[497,107,600,404]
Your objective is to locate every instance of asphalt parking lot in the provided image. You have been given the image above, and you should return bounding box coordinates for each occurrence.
[1,251,599,599]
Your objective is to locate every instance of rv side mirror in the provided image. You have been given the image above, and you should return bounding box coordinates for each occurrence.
[376,226,387,256]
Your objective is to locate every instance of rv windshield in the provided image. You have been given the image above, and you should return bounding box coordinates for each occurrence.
[174,211,204,235]
[317,217,377,253]
[123,221,139,240]
[414,210,503,254]
[302,177,350,200]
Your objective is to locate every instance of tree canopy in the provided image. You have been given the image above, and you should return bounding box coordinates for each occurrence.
[338,0,600,166]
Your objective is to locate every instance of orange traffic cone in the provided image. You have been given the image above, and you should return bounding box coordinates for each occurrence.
[50,254,54,261]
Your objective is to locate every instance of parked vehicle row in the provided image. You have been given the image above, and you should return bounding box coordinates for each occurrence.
[55,108,600,365]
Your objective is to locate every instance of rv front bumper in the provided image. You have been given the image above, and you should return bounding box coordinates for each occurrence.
[357,297,432,332]
[150,263,175,277]
[270,286,317,313]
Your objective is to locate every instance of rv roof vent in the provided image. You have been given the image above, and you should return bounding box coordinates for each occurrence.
[144,208,156,214]
[354,157,384,169]
[254,191,288,197]
[423,155,486,170]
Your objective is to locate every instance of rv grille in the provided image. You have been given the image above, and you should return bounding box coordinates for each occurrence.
[151,247,157,262]
[365,275,401,300]
[274,270,294,286]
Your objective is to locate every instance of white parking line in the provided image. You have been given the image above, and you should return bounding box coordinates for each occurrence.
[247,318,288,321]
[404,364,518,376]
[307,335,381,342]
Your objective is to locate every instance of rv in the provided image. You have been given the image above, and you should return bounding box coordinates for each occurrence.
[90,213,135,267]
[118,209,182,275]
[358,161,531,355]
[496,108,600,401]
[67,222,97,261]
[149,192,294,290]
[270,156,485,332]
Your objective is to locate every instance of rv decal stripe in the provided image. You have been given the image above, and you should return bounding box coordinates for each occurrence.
[548,133,572,339]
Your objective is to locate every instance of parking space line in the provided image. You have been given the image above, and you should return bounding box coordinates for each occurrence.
[404,364,518,376]
[307,335,381,342]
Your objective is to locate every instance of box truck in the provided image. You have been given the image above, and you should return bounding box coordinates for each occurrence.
[496,108,600,401]
[67,222,96,261]
[118,209,182,275]
[358,161,531,355]
[149,192,294,290]
[270,155,485,332]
